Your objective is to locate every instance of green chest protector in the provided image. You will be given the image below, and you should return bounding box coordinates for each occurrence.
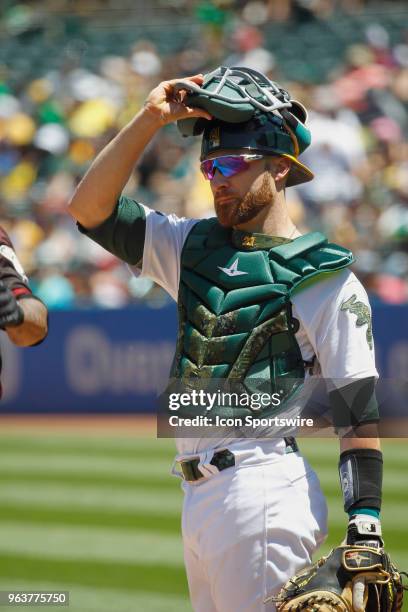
[169,219,354,419]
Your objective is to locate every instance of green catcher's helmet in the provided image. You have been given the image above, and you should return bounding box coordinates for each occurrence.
[176,66,313,187]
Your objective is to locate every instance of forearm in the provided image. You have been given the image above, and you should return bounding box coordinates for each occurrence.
[6,297,48,346]
[339,425,381,453]
[68,109,161,229]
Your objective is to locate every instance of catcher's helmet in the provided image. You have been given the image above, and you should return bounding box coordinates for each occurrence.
[176,66,313,187]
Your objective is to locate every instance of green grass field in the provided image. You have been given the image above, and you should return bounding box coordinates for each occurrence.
[0,431,406,611]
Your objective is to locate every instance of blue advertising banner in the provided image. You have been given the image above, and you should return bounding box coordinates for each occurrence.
[372,304,408,381]
[0,305,178,413]
[0,304,406,414]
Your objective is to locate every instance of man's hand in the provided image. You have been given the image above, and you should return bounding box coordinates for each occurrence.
[69,74,212,229]
[345,515,384,611]
[143,74,212,126]
[0,281,24,328]
[5,296,48,347]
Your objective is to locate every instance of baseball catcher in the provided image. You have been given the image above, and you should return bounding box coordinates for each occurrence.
[69,66,405,611]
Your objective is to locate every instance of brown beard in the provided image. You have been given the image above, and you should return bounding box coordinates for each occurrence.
[215,173,274,227]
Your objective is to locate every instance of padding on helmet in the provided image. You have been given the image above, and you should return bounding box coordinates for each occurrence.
[175,66,314,187]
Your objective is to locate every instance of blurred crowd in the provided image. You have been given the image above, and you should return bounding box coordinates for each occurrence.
[0,0,408,308]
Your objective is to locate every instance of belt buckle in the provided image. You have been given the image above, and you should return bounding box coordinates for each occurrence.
[179,449,235,482]
[179,458,202,482]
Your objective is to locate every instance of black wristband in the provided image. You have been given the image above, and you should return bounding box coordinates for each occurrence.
[339,448,383,513]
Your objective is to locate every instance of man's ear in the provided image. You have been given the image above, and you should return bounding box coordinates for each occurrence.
[266,156,291,188]
[274,157,292,183]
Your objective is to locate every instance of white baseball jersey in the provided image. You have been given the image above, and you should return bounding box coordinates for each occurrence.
[131,204,378,457]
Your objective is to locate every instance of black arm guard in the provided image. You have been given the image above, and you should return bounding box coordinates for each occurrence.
[339,448,383,513]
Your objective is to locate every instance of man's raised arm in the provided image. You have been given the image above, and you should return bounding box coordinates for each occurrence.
[68,74,211,229]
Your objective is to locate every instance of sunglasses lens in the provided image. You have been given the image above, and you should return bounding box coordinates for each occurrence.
[218,157,249,177]
[200,156,250,180]
[201,159,215,180]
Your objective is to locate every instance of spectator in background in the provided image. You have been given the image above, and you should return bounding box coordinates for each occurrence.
[0,0,407,306]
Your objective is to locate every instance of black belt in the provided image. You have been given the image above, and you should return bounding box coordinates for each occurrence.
[179,439,298,482]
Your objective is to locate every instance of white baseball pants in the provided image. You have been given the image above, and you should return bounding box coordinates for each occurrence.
[181,443,328,612]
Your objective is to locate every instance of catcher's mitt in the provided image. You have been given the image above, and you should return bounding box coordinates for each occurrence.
[268,545,406,611]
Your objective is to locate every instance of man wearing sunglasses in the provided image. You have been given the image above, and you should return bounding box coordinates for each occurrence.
[69,68,383,611]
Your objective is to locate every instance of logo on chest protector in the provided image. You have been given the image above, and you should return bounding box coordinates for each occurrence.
[218,258,248,277]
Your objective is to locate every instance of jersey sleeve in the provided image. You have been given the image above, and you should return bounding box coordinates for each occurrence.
[134,206,198,301]
[0,227,32,299]
[77,196,198,300]
[77,195,147,266]
[292,269,378,381]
